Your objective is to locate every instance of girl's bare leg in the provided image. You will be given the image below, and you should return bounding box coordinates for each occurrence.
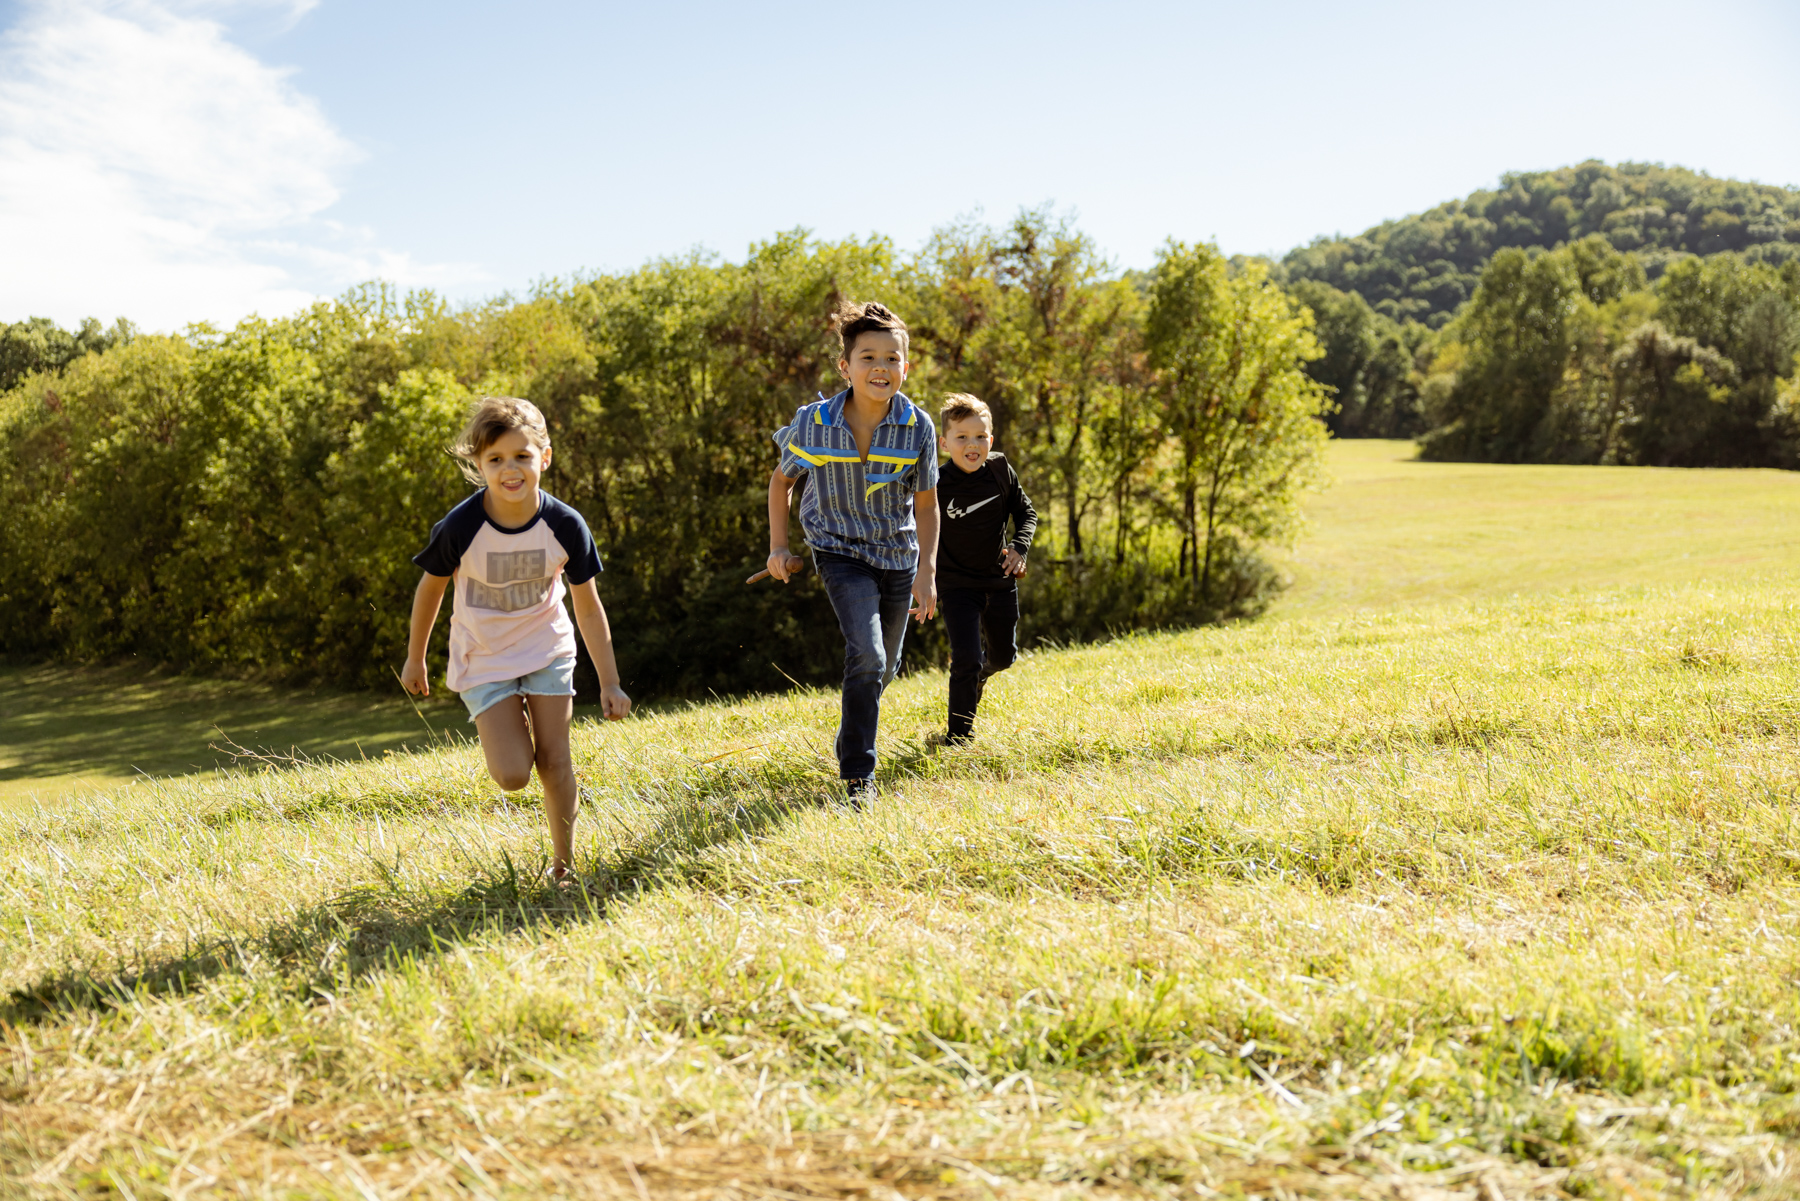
[474,697,537,791]
[525,694,578,876]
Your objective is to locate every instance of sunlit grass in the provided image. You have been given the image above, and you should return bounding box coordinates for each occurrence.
[1272,439,1800,616]
[0,662,479,807]
[8,443,1800,1197]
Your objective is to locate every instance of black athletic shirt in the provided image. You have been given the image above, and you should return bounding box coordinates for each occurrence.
[934,453,1037,591]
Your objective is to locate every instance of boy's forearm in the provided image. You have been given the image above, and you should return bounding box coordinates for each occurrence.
[1011,486,1038,551]
[915,496,940,573]
[768,470,796,551]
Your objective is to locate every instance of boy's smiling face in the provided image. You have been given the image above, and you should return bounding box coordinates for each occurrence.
[478,427,551,509]
[940,414,994,473]
[839,330,908,407]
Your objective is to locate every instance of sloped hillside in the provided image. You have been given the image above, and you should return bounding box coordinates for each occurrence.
[8,444,1800,1197]
[1284,161,1800,326]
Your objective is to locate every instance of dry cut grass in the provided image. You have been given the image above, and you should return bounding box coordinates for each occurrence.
[7,445,1800,1198]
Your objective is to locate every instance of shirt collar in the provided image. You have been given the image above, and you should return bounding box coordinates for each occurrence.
[820,389,917,429]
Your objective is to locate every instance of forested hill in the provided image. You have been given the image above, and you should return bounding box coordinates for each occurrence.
[1281,161,1800,328]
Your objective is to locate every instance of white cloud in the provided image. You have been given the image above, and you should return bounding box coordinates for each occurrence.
[0,0,473,331]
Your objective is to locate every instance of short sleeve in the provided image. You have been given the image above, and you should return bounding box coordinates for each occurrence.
[771,410,814,477]
[413,494,483,576]
[910,415,940,492]
[541,497,603,585]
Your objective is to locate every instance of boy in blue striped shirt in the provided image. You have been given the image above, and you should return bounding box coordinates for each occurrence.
[764,301,939,806]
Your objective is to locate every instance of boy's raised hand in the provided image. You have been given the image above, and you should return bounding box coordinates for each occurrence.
[399,658,430,697]
[600,683,632,721]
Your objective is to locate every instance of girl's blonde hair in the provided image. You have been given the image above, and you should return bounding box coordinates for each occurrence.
[451,396,550,485]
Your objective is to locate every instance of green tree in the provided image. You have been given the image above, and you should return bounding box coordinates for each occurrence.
[1611,323,1741,466]
[0,336,197,658]
[1284,161,1800,327]
[0,316,133,392]
[1286,279,1424,438]
[0,220,1336,697]
[1145,242,1330,593]
[1421,238,1643,463]
[318,369,476,675]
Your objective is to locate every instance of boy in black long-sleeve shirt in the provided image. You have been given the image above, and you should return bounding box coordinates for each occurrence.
[934,393,1037,744]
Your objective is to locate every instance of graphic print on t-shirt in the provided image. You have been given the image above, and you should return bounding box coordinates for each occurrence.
[945,494,1000,520]
[466,549,551,612]
[411,489,605,692]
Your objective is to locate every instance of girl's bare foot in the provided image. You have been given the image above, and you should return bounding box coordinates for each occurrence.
[546,864,576,889]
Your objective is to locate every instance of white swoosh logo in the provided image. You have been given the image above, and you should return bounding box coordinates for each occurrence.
[946,494,1000,519]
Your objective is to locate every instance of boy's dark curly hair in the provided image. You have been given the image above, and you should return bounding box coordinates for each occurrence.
[830,300,909,360]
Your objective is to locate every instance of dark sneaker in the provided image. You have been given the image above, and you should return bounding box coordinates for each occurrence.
[926,731,973,749]
[844,777,877,811]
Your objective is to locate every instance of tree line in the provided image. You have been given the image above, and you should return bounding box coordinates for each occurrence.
[1275,162,1800,458]
[11,161,1794,698]
[1283,160,1800,329]
[1288,240,1800,462]
[0,213,1329,698]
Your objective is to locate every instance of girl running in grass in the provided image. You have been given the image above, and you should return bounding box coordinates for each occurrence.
[399,396,630,883]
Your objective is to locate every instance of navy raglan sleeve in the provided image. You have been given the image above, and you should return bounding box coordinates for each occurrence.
[543,497,603,585]
[413,494,484,577]
[1006,459,1037,553]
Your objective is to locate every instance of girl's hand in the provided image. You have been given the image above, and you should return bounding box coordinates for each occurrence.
[601,684,632,721]
[400,658,430,696]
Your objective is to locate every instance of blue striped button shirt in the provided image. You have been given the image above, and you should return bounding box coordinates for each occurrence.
[772,389,940,572]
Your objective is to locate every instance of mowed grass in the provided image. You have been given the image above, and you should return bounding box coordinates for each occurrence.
[7,443,1800,1198]
[1276,439,1800,614]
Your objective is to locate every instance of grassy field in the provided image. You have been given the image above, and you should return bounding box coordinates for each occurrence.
[0,664,475,808]
[6,440,1800,1198]
[1276,440,1800,613]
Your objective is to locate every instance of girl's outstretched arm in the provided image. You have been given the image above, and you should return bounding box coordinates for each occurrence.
[569,579,632,720]
[400,572,452,695]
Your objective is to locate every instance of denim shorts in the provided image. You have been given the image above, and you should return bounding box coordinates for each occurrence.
[458,657,577,721]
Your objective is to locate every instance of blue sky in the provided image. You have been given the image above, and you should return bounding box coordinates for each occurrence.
[3,0,1798,330]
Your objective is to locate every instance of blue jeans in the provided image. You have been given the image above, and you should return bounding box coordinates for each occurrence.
[814,550,915,780]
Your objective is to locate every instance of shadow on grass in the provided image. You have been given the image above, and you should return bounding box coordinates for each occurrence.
[4,779,832,1025]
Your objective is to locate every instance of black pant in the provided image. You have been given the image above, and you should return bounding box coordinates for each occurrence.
[942,585,1019,738]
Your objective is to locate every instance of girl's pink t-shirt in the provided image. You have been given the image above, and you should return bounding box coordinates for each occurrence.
[413,490,603,692]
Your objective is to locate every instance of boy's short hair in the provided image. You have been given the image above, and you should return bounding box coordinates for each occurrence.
[939,393,993,430]
[831,300,909,359]
[451,396,550,484]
